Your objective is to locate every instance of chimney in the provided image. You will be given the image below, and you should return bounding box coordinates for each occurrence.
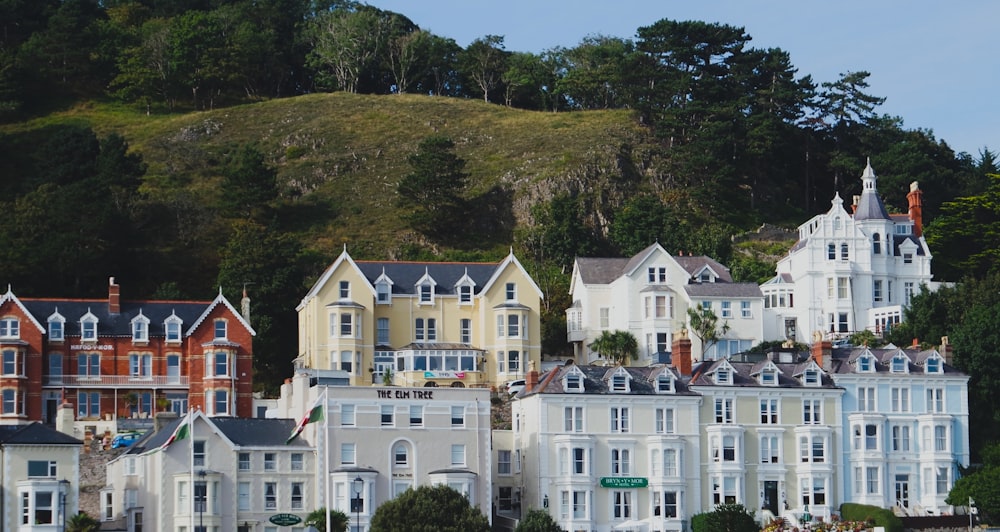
[671,329,693,376]
[907,181,924,237]
[241,287,251,323]
[811,331,832,371]
[912,337,920,349]
[55,401,76,437]
[852,195,860,214]
[154,411,179,432]
[940,336,952,365]
[525,369,539,393]
[108,277,120,315]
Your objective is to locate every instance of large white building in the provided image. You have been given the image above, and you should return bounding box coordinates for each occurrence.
[566,243,764,364]
[761,160,937,343]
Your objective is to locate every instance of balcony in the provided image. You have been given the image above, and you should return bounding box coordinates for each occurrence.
[43,375,190,388]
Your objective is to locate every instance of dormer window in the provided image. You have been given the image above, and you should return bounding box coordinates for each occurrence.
[802,369,820,386]
[505,282,516,301]
[564,371,583,393]
[700,271,712,283]
[214,319,227,340]
[376,282,391,304]
[80,312,98,342]
[609,369,630,392]
[164,314,183,343]
[648,267,667,283]
[48,313,65,342]
[131,313,150,343]
[459,285,472,303]
[760,369,777,386]
[714,366,732,385]
[857,355,874,373]
[655,374,673,393]
[0,317,19,339]
[419,284,433,304]
[926,356,942,374]
[891,355,908,373]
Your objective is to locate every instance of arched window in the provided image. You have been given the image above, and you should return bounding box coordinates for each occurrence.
[394,444,408,466]
[872,234,881,254]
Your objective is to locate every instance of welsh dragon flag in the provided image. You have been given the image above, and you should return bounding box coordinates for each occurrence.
[286,394,324,444]
[159,412,190,451]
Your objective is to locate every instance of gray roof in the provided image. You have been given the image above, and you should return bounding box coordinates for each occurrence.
[685,282,762,298]
[525,364,697,396]
[127,416,310,455]
[853,190,891,221]
[356,261,500,297]
[830,346,959,375]
[575,245,733,286]
[673,256,733,282]
[575,257,630,285]
[0,422,82,445]
[20,298,213,338]
[688,358,838,389]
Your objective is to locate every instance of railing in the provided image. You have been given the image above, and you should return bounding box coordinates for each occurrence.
[43,375,190,387]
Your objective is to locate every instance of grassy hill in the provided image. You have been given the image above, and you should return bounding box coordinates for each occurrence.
[7,93,653,260]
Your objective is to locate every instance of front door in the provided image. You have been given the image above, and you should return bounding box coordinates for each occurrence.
[894,475,910,508]
[763,481,779,515]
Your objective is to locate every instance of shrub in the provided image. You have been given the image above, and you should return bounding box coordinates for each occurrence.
[839,503,903,532]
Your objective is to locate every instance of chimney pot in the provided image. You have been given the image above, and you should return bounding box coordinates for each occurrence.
[671,330,693,376]
[907,181,924,237]
[525,370,539,393]
[108,277,121,315]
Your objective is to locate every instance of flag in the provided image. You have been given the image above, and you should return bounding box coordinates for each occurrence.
[160,413,190,451]
[286,394,324,444]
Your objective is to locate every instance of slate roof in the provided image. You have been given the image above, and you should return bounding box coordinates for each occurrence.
[673,256,734,282]
[0,422,82,445]
[128,415,309,455]
[525,364,698,396]
[829,346,959,375]
[684,282,763,298]
[20,298,213,338]
[575,257,630,285]
[356,261,501,296]
[688,357,838,388]
[575,246,735,286]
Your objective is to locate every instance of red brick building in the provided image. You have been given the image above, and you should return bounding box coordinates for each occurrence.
[0,278,255,431]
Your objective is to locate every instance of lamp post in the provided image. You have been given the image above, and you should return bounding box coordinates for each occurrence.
[352,476,363,532]
[196,470,207,532]
[59,479,70,532]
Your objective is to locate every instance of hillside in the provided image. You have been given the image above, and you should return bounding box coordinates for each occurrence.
[7,93,654,259]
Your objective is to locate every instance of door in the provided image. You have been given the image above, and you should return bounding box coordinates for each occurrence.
[894,475,910,508]
[763,481,779,515]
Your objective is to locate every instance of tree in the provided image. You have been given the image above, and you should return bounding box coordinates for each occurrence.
[608,195,684,257]
[219,143,278,221]
[305,507,349,532]
[515,509,563,532]
[459,34,507,102]
[687,307,731,359]
[557,35,636,110]
[386,29,431,94]
[369,484,489,532]
[589,330,638,366]
[396,135,469,238]
[66,512,101,532]
[925,174,1000,280]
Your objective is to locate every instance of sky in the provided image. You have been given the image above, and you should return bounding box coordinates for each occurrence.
[366,0,997,158]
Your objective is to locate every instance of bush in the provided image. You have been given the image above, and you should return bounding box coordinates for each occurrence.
[691,504,756,532]
[839,503,903,532]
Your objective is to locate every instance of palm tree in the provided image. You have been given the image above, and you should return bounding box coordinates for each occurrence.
[589,330,639,365]
[305,507,350,532]
[687,307,731,359]
[66,513,100,532]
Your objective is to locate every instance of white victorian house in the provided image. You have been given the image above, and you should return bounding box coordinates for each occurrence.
[566,243,764,364]
[761,160,938,343]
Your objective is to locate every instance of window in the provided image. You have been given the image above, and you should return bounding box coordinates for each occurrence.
[48,316,64,341]
[560,490,588,520]
[129,353,152,378]
[77,391,100,418]
[507,314,520,337]
[238,452,250,471]
[409,405,423,427]
[936,467,949,494]
[760,368,776,385]
[498,450,511,475]
[653,490,679,518]
[904,253,913,264]
[866,467,879,494]
[761,435,780,464]
[564,406,583,432]
[505,282,516,301]
[648,266,667,283]
[827,243,836,260]
[611,407,630,433]
[858,356,873,372]
[376,282,391,303]
[238,482,251,511]
[610,372,628,392]
[865,424,879,450]
[564,373,582,391]
[394,444,408,466]
[165,316,182,342]
[459,284,472,303]
[715,367,731,384]
[341,404,356,426]
[28,460,57,477]
[662,448,679,476]
[611,448,631,475]
[193,441,206,467]
[741,300,752,318]
[451,405,464,427]
[760,399,778,424]
[460,319,471,344]
[803,399,822,424]
[892,425,911,452]
[415,318,425,342]
[904,281,915,304]
[264,482,277,510]
[891,387,910,412]
[381,405,394,426]
[507,350,520,374]
[841,242,849,261]
[341,443,356,465]
[419,284,432,303]
[655,374,672,393]
[873,280,883,303]
[2,349,22,376]
[374,318,389,345]
[858,387,876,411]
[132,316,149,342]
[712,476,739,505]
[599,307,610,329]
[613,490,632,519]
[927,388,944,413]
[715,398,734,423]
[213,389,229,415]
[721,301,732,318]
[572,447,587,474]
[653,407,674,434]
[891,355,908,373]
[837,277,848,299]
[926,357,941,373]
[81,316,97,341]
[451,444,466,466]
[21,490,55,525]
[214,319,227,340]
[935,425,948,451]
[339,280,350,299]
[291,453,303,471]
[289,482,304,510]
[264,452,276,471]
[873,234,881,254]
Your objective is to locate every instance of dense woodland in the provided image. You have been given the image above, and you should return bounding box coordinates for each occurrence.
[3,1,1000,460]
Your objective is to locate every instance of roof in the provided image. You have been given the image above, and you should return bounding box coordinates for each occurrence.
[575,257,630,285]
[685,282,762,298]
[574,244,733,286]
[673,256,733,282]
[20,298,210,338]
[129,414,309,455]
[0,422,83,445]
[687,357,838,389]
[525,364,698,396]
[829,346,961,376]
[356,261,500,297]
[852,160,891,221]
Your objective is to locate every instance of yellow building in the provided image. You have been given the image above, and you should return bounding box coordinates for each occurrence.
[296,248,543,388]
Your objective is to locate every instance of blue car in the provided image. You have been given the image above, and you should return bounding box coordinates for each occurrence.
[110,432,142,449]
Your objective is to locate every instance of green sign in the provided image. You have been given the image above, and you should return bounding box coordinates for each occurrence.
[600,477,648,488]
[269,514,303,526]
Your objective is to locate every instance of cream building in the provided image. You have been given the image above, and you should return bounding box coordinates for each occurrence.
[273,374,493,531]
[566,243,764,365]
[0,422,81,532]
[296,248,543,388]
[102,411,314,532]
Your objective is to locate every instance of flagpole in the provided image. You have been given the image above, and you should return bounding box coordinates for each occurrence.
[324,387,331,532]
[190,407,196,532]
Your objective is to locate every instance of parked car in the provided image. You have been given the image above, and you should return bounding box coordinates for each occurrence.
[110,432,142,449]
[506,379,526,396]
